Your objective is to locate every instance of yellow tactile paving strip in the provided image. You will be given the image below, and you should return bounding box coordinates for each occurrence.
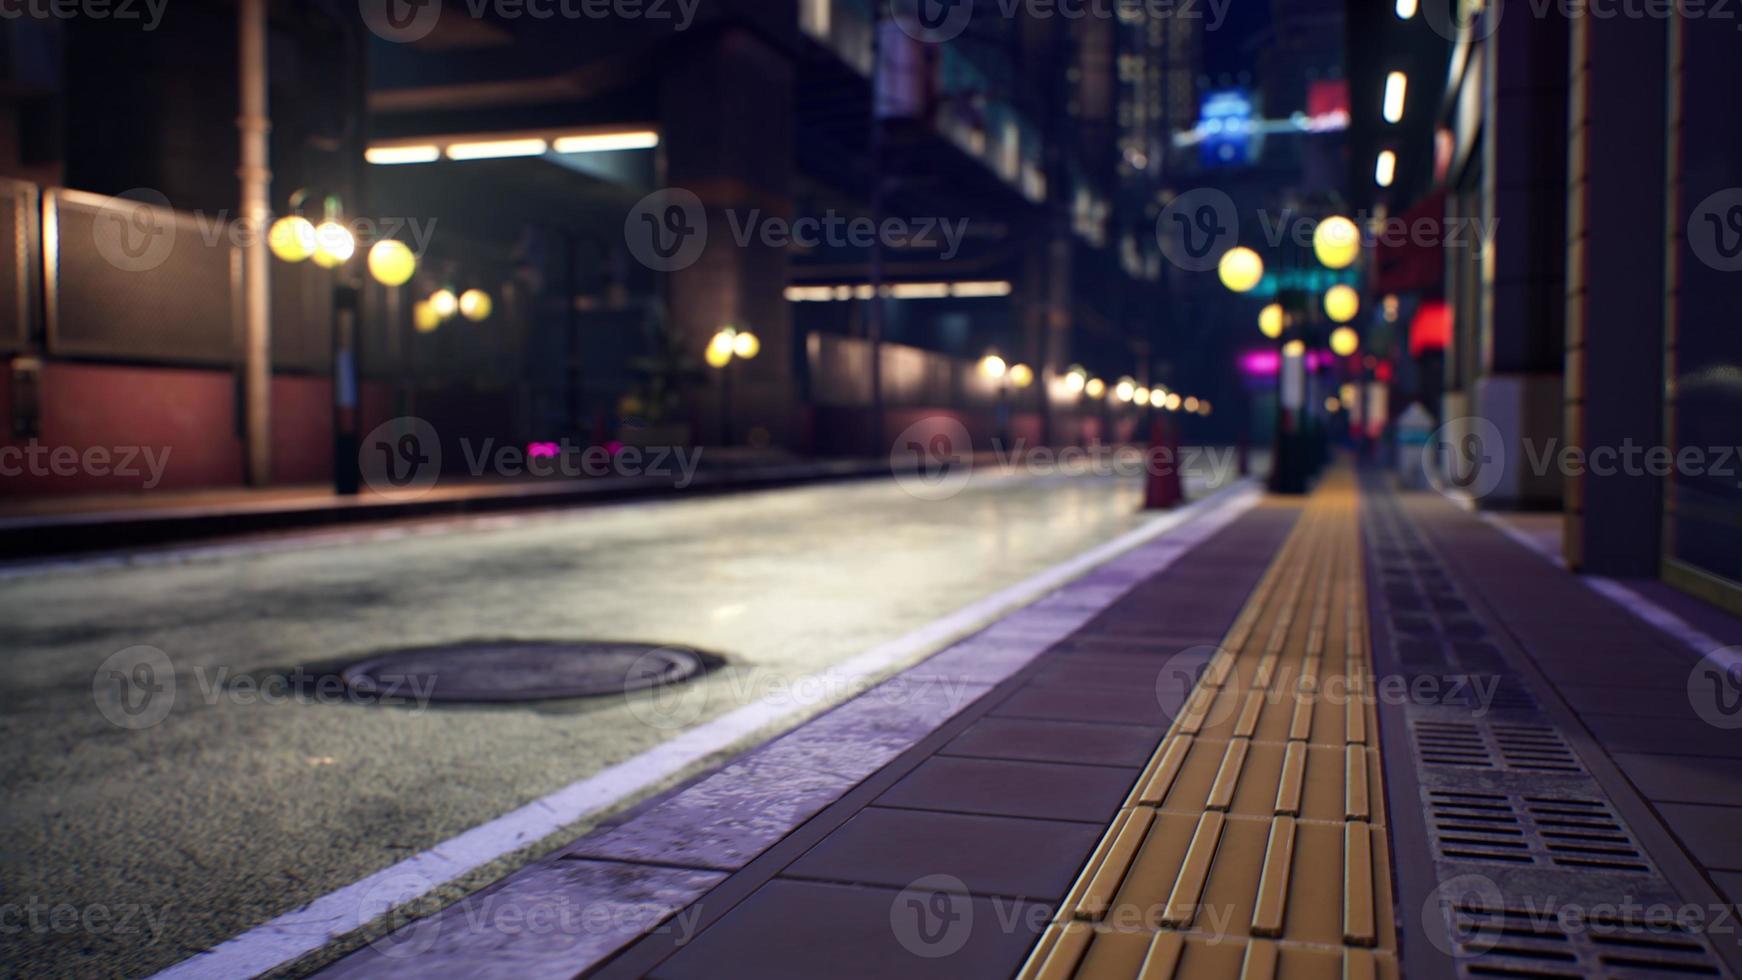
[1018,474,1398,980]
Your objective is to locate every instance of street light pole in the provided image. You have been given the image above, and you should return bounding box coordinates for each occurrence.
[238,0,272,486]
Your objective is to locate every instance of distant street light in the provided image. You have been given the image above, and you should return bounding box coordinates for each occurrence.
[1085,377,1107,399]
[429,289,459,319]
[709,326,757,444]
[1325,284,1361,323]
[1330,326,1361,357]
[979,354,1008,380]
[268,215,316,263]
[1383,73,1409,124]
[459,288,494,323]
[1064,365,1088,394]
[1313,216,1361,270]
[1376,150,1397,188]
[1008,363,1035,389]
[413,300,442,334]
[311,221,355,269]
[1259,303,1286,339]
[1218,246,1264,293]
[1114,377,1137,403]
[366,240,417,287]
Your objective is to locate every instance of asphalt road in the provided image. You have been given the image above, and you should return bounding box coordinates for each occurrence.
[0,463,1233,978]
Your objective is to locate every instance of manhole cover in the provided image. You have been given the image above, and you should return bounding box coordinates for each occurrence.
[341,641,709,704]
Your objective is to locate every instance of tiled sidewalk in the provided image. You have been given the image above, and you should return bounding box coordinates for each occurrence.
[590,502,1302,980]
[1373,488,1742,978]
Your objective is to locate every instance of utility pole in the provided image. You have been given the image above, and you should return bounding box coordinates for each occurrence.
[238,0,272,486]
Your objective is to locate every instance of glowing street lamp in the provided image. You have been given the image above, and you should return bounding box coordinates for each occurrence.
[1064,365,1088,394]
[1085,378,1107,399]
[1330,326,1361,358]
[268,215,316,263]
[1008,363,1035,389]
[979,354,1008,380]
[366,240,417,287]
[311,221,355,269]
[1312,216,1361,270]
[429,289,459,320]
[1259,303,1286,339]
[412,300,442,334]
[1114,377,1137,403]
[1325,284,1361,324]
[1217,246,1264,293]
[459,288,494,323]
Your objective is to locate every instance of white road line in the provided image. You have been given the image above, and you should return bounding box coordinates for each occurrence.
[150,480,1262,980]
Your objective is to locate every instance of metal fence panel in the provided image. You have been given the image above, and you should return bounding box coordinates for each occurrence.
[45,187,235,365]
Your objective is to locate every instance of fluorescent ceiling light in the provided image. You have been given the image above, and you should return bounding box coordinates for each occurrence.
[365,145,441,165]
[1383,72,1408,124]
[445,138,548,161]
[552,131,660,154]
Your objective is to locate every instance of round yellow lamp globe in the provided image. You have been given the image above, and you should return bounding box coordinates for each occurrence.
[1258,303,1285,339]
[311,221,355,269]
[1324,284,1361,324]
[1217,247,1264,293]
[367,240,417,287]
[412,301,442,334]
[1330,326,1361,358]
[459,288,493,322]
[429,289,459,318]
[1313,216,1361,270]
[268,215,316,263]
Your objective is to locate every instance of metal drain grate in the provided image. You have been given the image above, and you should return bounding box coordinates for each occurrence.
[1425,790,1652,873]
[1453,901,1723,978]
[341,640,711,703]
[1412,721,1584,774]
[1361,483,1735,980]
